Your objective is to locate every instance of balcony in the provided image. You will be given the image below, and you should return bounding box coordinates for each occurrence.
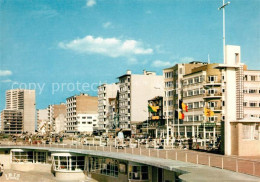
[204,81,222,86]
[203,93,222,99]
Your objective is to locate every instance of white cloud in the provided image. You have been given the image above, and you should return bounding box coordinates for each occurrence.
[86,0,96,7]
[59,35,153,58]
[0,79,12,83]
[103,22,112,29]
[180,57,195,63]
[0,70,12,76]
[151,60,172,67]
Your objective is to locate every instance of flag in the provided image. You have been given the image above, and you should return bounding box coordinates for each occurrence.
[179,112,184,119]
[175,110,178,119]
[182,103,188,112]
[179,99,183,109]
[148,104,157,113]
[204,108,214,117]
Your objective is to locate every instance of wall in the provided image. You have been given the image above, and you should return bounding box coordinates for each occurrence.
[0,150,11,169]
[237,123,260,156]
[11,163,51,173]
[23,90,36,133]
[55,171,85,181]
[131,74,164,124]
[91,173,128,182]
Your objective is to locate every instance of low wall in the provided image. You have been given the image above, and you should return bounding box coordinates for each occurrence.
[55,171,85,181]
[239,140,260,156]
[11,163,51,173]
[0,151,11,169]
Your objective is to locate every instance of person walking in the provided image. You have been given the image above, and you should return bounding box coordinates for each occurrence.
[118,129,124,148]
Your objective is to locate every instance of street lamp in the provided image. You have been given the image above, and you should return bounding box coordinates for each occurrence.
[218,0,230,64]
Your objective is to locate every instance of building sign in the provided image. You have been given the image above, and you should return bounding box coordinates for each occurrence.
[200,122,216,127]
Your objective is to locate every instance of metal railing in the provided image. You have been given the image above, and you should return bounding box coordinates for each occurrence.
[1,139,259,177]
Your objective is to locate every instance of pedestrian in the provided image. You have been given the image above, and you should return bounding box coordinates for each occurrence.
[118,129,124,148]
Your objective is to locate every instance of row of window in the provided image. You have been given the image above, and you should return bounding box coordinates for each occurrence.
[244,75,260,81]
[243,89,260,94]
[12,151,47,163]
[53,156,85,171]
[183,76,205,86]
[243,102,260,107]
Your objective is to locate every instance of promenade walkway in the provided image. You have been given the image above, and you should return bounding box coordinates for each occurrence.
[0,143,259,181]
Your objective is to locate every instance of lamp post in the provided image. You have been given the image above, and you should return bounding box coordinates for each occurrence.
[218,0,230,64]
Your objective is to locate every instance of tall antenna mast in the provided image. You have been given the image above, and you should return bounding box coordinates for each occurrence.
[218,0,230,64]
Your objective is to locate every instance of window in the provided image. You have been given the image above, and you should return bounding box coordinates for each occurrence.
[188,115,193,121]
[188,90,193,96]
[242,124,259,140]
[208,89,215,94]
[244,75,248,81]
[208,76,216,82]
[12,151,34,163]
[129,165,148,180]
[188,79,193,85]
[194,89,200,95]
[243,102,247,107]
[53,156,85,171]
[249,89,257,94]
[200,101,204,108]
[87,117,92,119]
[249,102,257,107]
[82,122,86,124]
[87,122,92,124]
[193,102,199,108]
[208,102,216,108]
[82,117,86,119]
[194,115,199,121]
[188,103,193,109]
[194,77,199,83]
[251,76,256,81]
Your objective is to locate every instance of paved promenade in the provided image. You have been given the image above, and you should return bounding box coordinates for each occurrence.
[0,144,259,181]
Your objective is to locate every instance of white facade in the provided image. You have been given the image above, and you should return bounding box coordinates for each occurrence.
[118,70,164,129]
[76,114,98,134]
[37,109,48,134]
[243,70,260,120]
[98,83,119,130]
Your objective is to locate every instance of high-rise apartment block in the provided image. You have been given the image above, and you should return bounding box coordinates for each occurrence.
[66,93,98,134]
[1,89,35,134]
[118,70,164,131]
[98,83,119,131]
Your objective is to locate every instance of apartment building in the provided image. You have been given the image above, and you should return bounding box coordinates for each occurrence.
[37,109,48,134]
[107,96,119,130]
[97,83,119,131]
[182,63,222,140]
[243,69,260,120]
[1,110,23,134]
[66,93,98,134]
[75,114,98,134]
[118,70,164,132]
[163,62,207,137]
[1,89,35,134]
[47,103,66,134]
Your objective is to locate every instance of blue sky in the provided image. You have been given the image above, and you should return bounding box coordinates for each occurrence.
[0,0,259,110]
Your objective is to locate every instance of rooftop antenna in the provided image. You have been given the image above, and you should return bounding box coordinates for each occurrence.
[218,0,230,64]
[208,54,210,64]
